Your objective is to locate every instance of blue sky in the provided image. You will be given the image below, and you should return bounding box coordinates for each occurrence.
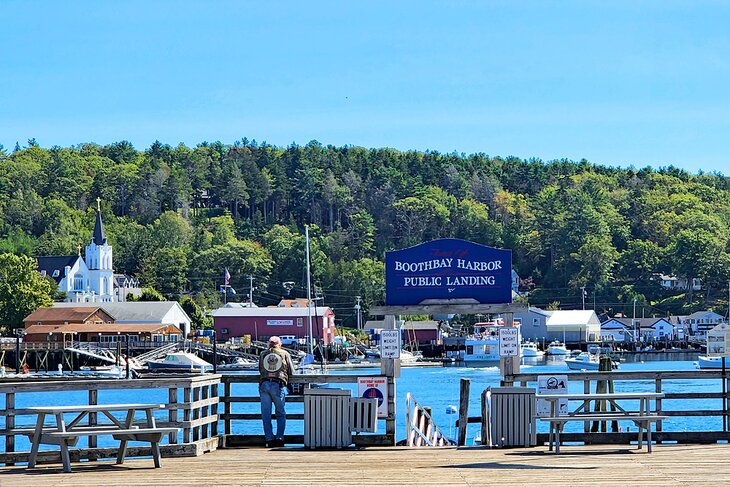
[1,1,729,174]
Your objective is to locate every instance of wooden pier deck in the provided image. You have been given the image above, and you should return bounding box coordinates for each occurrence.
[2,444,728,486]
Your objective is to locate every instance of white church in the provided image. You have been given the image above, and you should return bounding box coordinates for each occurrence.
[36,200,141,302]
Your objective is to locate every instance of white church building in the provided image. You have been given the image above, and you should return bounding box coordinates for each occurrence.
[36,201,140,302]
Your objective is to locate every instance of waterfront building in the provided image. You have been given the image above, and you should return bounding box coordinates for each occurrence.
[513,307,552,341]
[212,305,336,344]
[366,319,443,346]
[545,310,601,344]
[671,311,726,338]
[601,317,675,342]
[21,305,183,342]
[52,301,192,336]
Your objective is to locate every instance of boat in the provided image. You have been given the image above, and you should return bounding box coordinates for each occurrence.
[547,340,569,356]
[462,321,521,366]
[520,341,544,357]
[565,352,619,371]
[696,355,730,369]
[146,352,213,372]
[217,356,257,370]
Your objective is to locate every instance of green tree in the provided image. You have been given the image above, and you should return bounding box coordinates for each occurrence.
[0,253,54,330]
[139,247,189,297]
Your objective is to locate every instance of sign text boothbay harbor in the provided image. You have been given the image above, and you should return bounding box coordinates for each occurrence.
[385,239,512,305]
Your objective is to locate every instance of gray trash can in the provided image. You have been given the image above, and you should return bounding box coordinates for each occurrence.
[304,388,352,448]
[485,387,536,447]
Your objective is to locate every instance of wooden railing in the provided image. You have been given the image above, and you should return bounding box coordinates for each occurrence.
[503,370,730,444]
[0,374,220,465]
[220,374,396,447]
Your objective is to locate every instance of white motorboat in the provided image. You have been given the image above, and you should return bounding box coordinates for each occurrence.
[696,355,730,369]
[547,340,569,356]
[565,352,619,371]
[217,356,257,370]
[146,352,212,372]
[521,341,544,357]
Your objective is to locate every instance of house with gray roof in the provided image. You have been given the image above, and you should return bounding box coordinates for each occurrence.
[53,301,192,335]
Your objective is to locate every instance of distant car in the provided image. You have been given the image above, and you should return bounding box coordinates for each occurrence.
[279,336,300,346]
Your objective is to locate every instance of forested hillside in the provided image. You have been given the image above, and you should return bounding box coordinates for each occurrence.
[1,139,729,325]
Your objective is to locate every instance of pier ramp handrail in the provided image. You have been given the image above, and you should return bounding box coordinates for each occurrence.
[405,392,455,446]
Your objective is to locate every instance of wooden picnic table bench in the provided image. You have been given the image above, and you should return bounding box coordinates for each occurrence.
[536,392,666,454]
[25,403,179,472]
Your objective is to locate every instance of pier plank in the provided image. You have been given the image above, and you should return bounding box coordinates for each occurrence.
[3,444,730,486]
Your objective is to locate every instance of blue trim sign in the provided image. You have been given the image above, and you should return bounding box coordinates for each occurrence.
[385,239,512,306]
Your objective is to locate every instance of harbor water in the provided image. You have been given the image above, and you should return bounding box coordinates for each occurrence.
[2,352,719,451]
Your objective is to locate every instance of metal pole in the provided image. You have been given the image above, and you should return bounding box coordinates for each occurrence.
[355,295,362,330]
[15,330,20,372]
[212,330,218,374]
[126,335,131,379]
[306,225,313,355]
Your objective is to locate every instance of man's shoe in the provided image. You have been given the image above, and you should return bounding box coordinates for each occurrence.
[264,440,272,448]
[272,438,285,447]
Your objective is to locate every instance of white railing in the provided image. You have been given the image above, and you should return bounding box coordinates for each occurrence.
[405,392,455,447]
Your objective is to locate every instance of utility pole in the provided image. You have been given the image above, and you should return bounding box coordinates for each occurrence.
[355,296,362,330]
[581,286,586,310]
[633,298,638,343]
[248,275,254,305]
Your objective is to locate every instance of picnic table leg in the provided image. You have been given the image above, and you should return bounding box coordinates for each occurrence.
[27,412,45,468]
[116,409,136,464]
[145,409,162,468]
[637,420,644,450]
[151,439,162,468]
[647,421,653,453]
[55,412,73,472]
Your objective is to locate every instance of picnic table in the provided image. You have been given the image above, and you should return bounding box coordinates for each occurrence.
[536,392,666,453]
[26,403,179,472]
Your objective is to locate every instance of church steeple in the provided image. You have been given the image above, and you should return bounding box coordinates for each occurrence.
[92,197,106,245]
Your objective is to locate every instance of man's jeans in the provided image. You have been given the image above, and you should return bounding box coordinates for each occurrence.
[260,380,287,440]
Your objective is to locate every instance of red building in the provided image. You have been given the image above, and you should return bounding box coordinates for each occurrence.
[212,306,336,345]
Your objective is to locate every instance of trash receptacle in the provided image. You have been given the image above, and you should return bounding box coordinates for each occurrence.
[485,386,536,447]
[304,388,352,448]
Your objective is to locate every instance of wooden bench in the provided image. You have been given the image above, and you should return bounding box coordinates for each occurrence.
[41,427,180,468]
[540,414,668,453]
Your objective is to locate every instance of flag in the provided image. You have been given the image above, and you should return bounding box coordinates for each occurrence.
[224,268,231,286]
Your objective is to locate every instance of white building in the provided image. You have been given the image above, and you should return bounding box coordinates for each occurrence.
[36,201,141,302]
[545,310,602,344]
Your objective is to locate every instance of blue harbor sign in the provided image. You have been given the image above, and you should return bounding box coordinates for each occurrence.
[385,239,512,306]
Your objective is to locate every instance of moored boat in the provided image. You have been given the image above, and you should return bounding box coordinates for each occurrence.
[696,355,730,369]
[547,340,569,356]
[521,341,544,357]
[565,352,619,370]
[146,352,212,372]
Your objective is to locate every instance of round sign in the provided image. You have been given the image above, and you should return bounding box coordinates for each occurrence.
[262,353,283,373]
[362,387,384,406]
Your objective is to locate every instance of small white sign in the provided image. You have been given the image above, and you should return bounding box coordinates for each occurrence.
[707,323,730,357]
[358,376,388,418]
[267,319,294,326]
[498,327,519,357]
[380,330,401,359]
[537,374,569,417]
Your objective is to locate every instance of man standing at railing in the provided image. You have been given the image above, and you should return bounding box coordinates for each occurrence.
[259,336,295,448]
